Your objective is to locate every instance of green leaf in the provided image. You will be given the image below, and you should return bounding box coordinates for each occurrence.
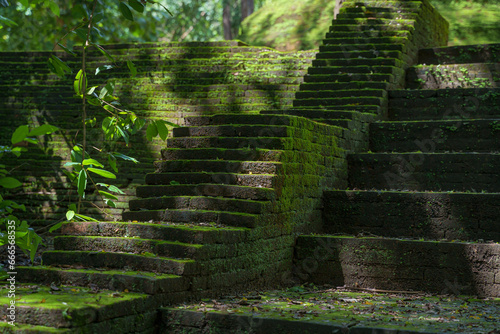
[11,125,29,144]
[127,60,137,78]
[107,155,118,173]
[93,43,114,62]
[113,153,138,163]
[0,15,17,27]
[74,69,86,96]
[66,210,75,221]
[147,0,173,16]
[49,222,64,233]
[99,191,118,200]
[0,177,22,189]
[104,199,117,208]
[119,2,134,21]
[73,28,88,42]
[97,183,125,194]
[146,121,158,141]
[0,1,10,8]
[74,213,98,222]
[99,81,115,99]
[28,124,58,137]
[128,0,144,13]
[57,43,76,56]
[95,65,114,76]
[87,168,116,179]
[48,1,60,16]
[82,159,104,167]
[155,120,169,140]
[63,162,81,167]
[77,169,87,198]
[116,124,129,145]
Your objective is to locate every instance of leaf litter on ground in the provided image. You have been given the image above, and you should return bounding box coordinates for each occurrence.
[175,284,500,333]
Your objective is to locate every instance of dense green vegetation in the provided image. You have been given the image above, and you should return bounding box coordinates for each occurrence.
[238,0,500,49]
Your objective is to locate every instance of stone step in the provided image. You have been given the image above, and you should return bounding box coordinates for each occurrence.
[329,24,414,33]
[418,44,500,65]
[53,235,202,259]
[314,50,403,60]
[336,12,419,20]
[16,266,187,295]
[42,251,197,275]
[61,221,249,245]
[370,119,500,152]
[262,109,377,122]
[299,81,390,91]
[325,30,411,39]
[303,73,394,84]
[319,43,405,53]
[348,153,500,192]
[323,190,500,242]
[294,96,385,108]
[144,172,277,188]
[340,1,423,10]
[183,114,295,126]
[135,184,275,200]
[161,148,282,162]
[295,235,500,297]
[307,65,402,75]
[166,137,290,150]
[172,125,291,138]
[388,88,500,120]
[153,160,282,174]
[129,196,271,215]
[333,18,416,26]
[406,63,499,89]
[311,57,402,67]
[322,36,409,46]
[122,209,260,228]
[296,89,386,100]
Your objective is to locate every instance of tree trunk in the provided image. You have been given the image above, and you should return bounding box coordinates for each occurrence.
[241,0,254,21]
[223,3,232,40]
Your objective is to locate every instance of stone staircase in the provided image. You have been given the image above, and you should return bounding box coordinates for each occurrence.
[300,43,500,297]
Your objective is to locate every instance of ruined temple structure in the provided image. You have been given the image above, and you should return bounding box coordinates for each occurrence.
[1,0,499,332]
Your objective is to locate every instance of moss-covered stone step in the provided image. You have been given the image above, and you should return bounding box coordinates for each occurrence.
[303,73,394,83]
[129,196,271,215]
[325,30,411,39]
[295,235,500,297]
[337,11,419,20]
[418,44,500,65]
[406,63,499,89]
[0,283,165,331]
[348,152,500,192]
[329,24,414,34]
[296,89,387,100]
[322,36,409,46]
[160,148,282,162]
[388,88,500,120]
[311,60,403,70]
[294,96,385,108]
[135,184,275,201]
[172,125,293,138]
[53,235,202,260]
[61,221,249,244]
[144,172,276,188]
[166,137,285,150]
[15,267,187,295]
[122,209,260,228]
[340,1,424,10]
[153,160,281,175]
[314,50,403,60]
[262,109,377,122]
[323,190,500,241]
[41,250,197,275]
[318,44,405,55]
[370,119,500,152]
[298,81,390,91]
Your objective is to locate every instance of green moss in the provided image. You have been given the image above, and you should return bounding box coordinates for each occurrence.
[238,0,336,51]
